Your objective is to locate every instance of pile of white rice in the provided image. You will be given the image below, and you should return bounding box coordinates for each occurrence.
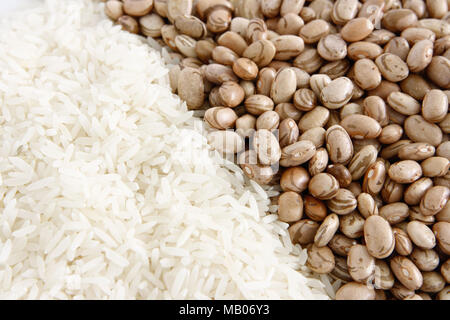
[0,0,335,299]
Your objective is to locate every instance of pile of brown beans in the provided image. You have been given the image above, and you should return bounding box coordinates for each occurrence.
[103,0,450,300]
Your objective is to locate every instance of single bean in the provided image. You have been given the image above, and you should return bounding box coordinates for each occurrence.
[208,130,244,155]
[320,60,351,80]
[246,18,268,43]
[374,259,395,290]
[364,215,395,259]
[426,56,450,89]
[320,77,354,109]
[270,68,297,104]
[365,29,396,45]
[330,256,353,282]
[340,115,382,140]
[390,256,423,291]
[388,160,422,184]
[280,166,309,193]
[303,195,327,222]
[421,157,450,178]
[105,0,124,21]
[329,234,358,257]
[278,118,300,148]
[123,0,153,17]
[275,103,302,121]
[118,15,140,34]
[306,244,335,274]
[354,59,382,91]
[340,211,366,239]
[300,19,331,44]
[393,227,413,256]
[314,213,339,247]
[341,18,374,42]
[387,92,420,116]
[421,272,446,293]
[243,39,277,68]
[348,145,378,181]
[245,95,274,115]
[407,221,436,250]
[422,90,449,123]
[327,189,357,215]
[218,81,244,108]
[348,41,383,61]
[256,67,276,96]
[317,34,347,61]
[212,46,238,66]
[217,31,248,56]
[404,178,433,206]
[409,206,435,226]
[293,88,317,111]
[420,186,450,216]
[288,219,319,245]
[238,150,274,185]
[174,14,207,39]
[298,106,330,133]
[441,260,450,283]
[375,53,409,82]
[204,107,237,130]
[308,173,339,200]
[308,148,329,176]
[406,39,433,73]
[433,222,450,255]
[362,160,386,196]
[404,115,443,147]
[332,0,359,25]
[381,178,405,204]
[379,202,410,225]
[327,164,352,188]
[280,140,316,167]
[400,74,432,101]
[256,111,280,131]
[205,64,238,85]
[410,248,440,272]
[325,125,353,165]
[293,48,325,74]
[276,13,304,35]
[347,244,376,283]
[236,114,256,137]
[253,129,281,165]
[299,127,326,149]
[271,35,305,61]
[178,67,204,109]
[358,0,384,24]
[398,143,435,161]
[310,74,331,97]
[379,125,403,145]
[357,193,379,219]
[382,9,418,33]
[233,58,259,81]
[278,191,303,223]
[207,8,232,33]
[335,282,375,300]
